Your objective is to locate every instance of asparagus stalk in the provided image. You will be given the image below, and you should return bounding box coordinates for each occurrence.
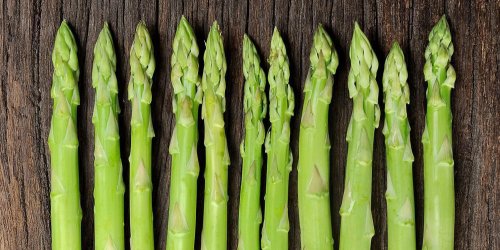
[92,23,125,250]
[298,24,338,250]
[48,20,82,250]
[339,22,380,250]
[422,16,456,250]
[128,22,156,250]
[261,28,294,250]
[200,21,230,250]
[382,42,416,250]
[166,16,202,250]
[237,35,267,250]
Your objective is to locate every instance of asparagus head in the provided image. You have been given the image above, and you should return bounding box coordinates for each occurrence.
[128,21,156,250]
[382,42,416,250]
[422,16,456,250]
[261,28,294,250]
[167,16,202,250]
[298,24,338,250]
[200,21,230,250]
[237,35,267,250]
[49,20,82,250]
[339,22,380,250]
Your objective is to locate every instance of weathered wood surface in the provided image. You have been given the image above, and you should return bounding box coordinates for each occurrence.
[0,0,498,249]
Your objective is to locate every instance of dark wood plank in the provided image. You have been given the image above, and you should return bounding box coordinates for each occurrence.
[0,0,498,249]
[468,0,500,249]
[154,0,179,249]
[445,0,476,249]
[0,0,50,249]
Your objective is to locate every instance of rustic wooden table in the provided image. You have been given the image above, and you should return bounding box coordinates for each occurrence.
[1,0,498,249]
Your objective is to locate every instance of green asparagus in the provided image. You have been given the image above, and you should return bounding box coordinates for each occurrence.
[128,21,156,250]
[261,27,294,250]
[200,21,230,250]
[237,35,267,250]
[92,23,125,250]
[298,24,338,250]
[48,20,82,250]
[167,16,202,250]
[422,16,456,250]
[339,22,380,250]
[382,42,416,250]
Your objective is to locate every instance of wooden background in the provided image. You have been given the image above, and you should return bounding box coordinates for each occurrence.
[0,0,499,249]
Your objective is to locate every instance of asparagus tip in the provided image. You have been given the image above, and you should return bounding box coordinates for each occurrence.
[58,19,72,34]
[136,20,148,33]
[270,27,285,53]
[354,21,362,32]
[391,41,401,50]
[211,20,220,31]
[311,24,338,74]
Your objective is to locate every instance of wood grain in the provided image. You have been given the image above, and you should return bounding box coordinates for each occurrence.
[0,0,498,249]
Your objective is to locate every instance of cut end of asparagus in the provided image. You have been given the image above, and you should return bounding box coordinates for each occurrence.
[243,34,267,125]
[171,16,200,106]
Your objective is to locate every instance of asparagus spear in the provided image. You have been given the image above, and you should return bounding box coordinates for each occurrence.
[422,16,456,250]
[298,24,338,250]
[261,28,294,250]
[339,22,380,250]
[166,16,202,250]
[48,20,82,250]
[92,23,125,250]
[200,21,230,250]
[128,22,156,250]
[382,42,416,250]
[237,35,267,250]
